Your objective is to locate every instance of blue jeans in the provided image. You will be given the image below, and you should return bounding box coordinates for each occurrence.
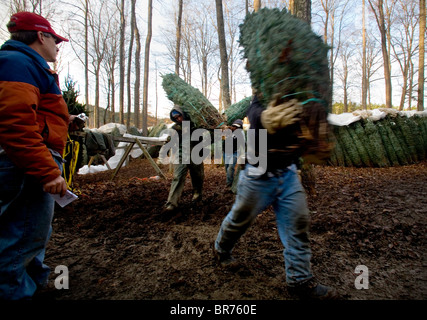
[215,164,313,285]
[224,152,238,186]
[0,154,61,300]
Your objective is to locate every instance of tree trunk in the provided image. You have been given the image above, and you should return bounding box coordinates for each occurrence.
[215,0,231,110]
[134,6,141,129]
[119,0,126,124]
[369,0,392,108]
[111,62,116,123]
[175,0,183,75]
[254,0,261,12]
[127,0,136,128]
[84,0,89,114]
[142,0,152,136]
[290,0,311,24]
[418,0,425,111]
[362,0,367,110]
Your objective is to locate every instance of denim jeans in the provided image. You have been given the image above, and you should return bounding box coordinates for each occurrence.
[224,151,238,186]
[215,164,313,285]
[0,153,62,300]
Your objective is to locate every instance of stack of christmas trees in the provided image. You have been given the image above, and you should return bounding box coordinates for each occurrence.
[329,113,427,167]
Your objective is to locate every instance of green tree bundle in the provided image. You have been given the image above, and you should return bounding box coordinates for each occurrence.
[239,8,331,110]
[385,117,410,165]
[363,119,390,167]
[148,121,167,137]
[376,121,400,166]
[405,116,426,161]
[349,122,373,167]
[128,126,142,136]
[148,121,168,158]
[328,135,345,167]
[225,96,252,125]
[413,115,427,153]
[394,116,419,162]
[335,125,362,166]
[161,73,224,129]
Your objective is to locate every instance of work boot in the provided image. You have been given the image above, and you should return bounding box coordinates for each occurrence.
[287,278,339,300]
[191,192,202,202]
[163,203,177,212]
[212,244,239,269]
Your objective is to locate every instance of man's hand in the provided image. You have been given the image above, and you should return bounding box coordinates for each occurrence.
[43,176,67,197]
[261,99,302,134]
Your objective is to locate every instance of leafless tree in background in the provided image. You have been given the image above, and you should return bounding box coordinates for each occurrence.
[215,0,231,110]
[418,0,425,111]
[142,0,152,136]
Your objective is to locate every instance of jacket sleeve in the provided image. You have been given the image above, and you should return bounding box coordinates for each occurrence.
[0,81,62,184]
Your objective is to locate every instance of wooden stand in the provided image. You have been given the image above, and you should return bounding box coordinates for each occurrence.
[110,135,167,181]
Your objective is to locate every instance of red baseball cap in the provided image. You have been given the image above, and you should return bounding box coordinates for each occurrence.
[7,11,69,44]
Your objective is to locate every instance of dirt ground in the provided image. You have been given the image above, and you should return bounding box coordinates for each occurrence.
[37,158,426,301]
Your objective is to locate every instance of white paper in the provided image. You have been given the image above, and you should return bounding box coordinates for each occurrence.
[51,190,78,207]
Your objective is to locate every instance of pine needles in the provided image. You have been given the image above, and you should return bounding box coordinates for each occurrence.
[161,73,225,129]
[239,7,331,110]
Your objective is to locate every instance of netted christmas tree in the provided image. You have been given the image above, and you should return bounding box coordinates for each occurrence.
[225,96,252,125]
[161,73,225,129]
[239,7,331,110]
[238,8,334,164]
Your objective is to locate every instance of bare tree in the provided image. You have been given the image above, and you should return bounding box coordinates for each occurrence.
[126,0,136,127]
[134,10,141,128]
[119,0,126,124]
[102,12,120,123]
[215,0,231,110]
[175,0,183,75]
[390,0,419,110]
[418,0,425,111]
[290,0,311,24]
[337,40,354,112]
[142,0,152,136]
[254,0,261,12]
[368,0,392,108]
[192,4,217,97]
[362,0,368,109]
[88,2,112,128]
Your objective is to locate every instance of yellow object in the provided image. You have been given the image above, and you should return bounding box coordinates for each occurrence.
[62,135,80,191]
[260,99,302,134]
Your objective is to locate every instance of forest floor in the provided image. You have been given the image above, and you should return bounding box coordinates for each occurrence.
[35,158,426,303]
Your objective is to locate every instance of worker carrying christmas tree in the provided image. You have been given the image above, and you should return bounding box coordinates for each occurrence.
[213,7,337,300]
[223,119,245,189]
[163,106,205,212]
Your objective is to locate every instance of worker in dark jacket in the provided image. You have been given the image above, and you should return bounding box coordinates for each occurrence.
[164,106,204,212]
[223,119,245,188]
[213,94,338,300]
[0,11,70,300]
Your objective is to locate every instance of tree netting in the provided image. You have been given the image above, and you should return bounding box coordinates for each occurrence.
[329,114,427,167]
[238,7,334,164]
[224,96,252,125]
[161,73,225,129]
[239,7,331,111]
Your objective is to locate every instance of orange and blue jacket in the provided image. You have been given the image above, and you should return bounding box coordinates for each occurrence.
[0,40,69,184]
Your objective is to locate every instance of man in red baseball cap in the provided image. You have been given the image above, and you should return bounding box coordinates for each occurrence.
[7,11,69,44]
[0,12,71,300]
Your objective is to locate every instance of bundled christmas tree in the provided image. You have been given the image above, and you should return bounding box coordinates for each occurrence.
[239,7,331,110]
[225,96,251,125]
[238,8,334,164]
[161,73,225,129]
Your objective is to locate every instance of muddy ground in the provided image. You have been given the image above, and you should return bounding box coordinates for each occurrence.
[37,158,426,303]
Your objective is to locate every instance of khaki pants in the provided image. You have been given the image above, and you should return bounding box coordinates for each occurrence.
[166,162,204,207]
